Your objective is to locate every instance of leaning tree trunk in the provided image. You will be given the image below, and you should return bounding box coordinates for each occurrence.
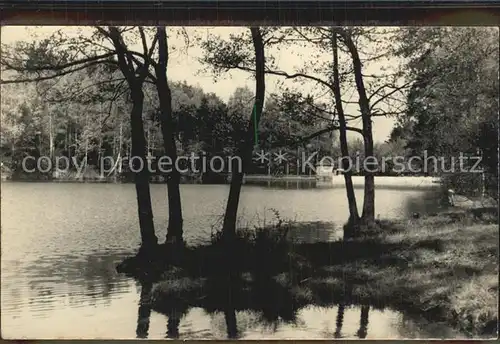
[357,305,370,338]
[130,87,159,249]
[331,30,360,236]
[156,26,184,244]
[107,26,158,250]
[221,27,265,239]
[342,31,376,226]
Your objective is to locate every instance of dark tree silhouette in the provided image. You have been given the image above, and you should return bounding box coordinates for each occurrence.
[221,27,265,241]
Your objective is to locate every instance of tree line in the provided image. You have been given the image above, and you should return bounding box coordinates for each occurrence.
[1,75,338,180]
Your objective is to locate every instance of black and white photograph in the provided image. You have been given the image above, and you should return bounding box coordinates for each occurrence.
[0,24,498,339]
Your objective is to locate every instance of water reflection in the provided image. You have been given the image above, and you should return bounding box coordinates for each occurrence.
[143,265,463,340]
[404,190,448,216]
[164,300,189,339]
[1,249,135,338]
[2,182,459,339]
[286,221,341,243]
[20,251,131,308]
[134,278,191,339]
[244,180,317,189]
[167,310,183,338]
[225,275,239,339]
[357,305,370,339]
[2,246,464,339]
[334,304,345,338]
[136,281,152,339]
[144,292,460,339]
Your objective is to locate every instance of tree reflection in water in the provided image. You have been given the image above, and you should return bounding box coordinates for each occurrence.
[135,278,189,339]
[166,311,182,338]
[334,304,345,338]
[136,280,153,339]
[357,305,370,339]
[137,269,380,340]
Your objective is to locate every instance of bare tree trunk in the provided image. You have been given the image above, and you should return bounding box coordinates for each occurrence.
[46,105,54,179]
[151,130,156,155]
[130,89,158,249]
[224,307,238,339]
[68,129,72,169]
[107,26,158,250]
[65,125,69,157]
[98,105,103,172]
[222,27,265,239]
[49,112,54,162]
[342,31,376,226]
[331,30,360,235]
[116,120,123,180]
[74,130,78,161]
[112,123,116,178]
[146,124,151,158]
[156,26,184,245]
[83,110,89,180]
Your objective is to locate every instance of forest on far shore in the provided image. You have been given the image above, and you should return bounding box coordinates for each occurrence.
[1,27,497,198]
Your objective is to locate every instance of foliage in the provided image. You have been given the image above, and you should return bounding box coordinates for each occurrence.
[391,28,499,196]
[1,72,338,180]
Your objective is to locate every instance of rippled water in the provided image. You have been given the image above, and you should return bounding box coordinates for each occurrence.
[1,182,461,339]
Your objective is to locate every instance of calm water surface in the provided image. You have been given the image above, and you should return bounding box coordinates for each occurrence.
[1,182,462,339]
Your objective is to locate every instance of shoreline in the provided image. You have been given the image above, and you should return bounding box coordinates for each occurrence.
[330,175,441,187]
[1,174,441,186]
[117,211,498,338]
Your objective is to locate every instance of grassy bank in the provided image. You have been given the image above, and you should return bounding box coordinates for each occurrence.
[119,210,498,337]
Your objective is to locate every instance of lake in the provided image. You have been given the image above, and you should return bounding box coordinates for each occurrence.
[0,182,462,339]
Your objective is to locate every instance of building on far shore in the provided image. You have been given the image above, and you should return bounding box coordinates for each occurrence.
[315,162,336,182]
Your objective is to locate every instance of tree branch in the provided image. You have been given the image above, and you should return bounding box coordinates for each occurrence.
[44,77,127,103]
[106,27,136,85]
[136,31,158,82]
[284,123,363,149]
[369,81,412,111]
[101,80,129,126]
[0,60,112,85]
[1,52,116,73]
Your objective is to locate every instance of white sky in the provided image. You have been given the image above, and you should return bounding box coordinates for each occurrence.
[1,26,399,142]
